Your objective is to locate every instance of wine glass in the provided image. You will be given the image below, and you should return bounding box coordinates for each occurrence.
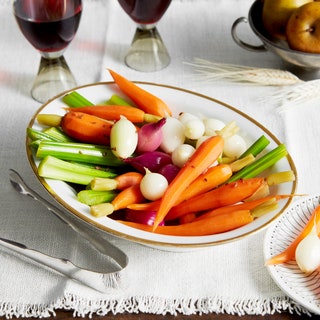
[118,0,172,72]
[13,0,82,103]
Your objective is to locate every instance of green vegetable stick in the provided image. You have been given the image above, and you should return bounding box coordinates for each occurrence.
[228,144,288,182]
[77,190,117,206]
[38,156,117,185]
[62,91,94,108]
[36,141,124,166]
[239,135,270,159]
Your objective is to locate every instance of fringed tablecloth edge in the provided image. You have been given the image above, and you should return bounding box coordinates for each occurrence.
[0,294,313,318]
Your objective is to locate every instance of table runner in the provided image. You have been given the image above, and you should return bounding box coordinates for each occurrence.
[0,0,316,317]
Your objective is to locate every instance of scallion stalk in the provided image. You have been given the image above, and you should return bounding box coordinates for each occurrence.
[228,144,288,182]
[62,91,94,108]
[38,155,117,185]
[36,141,124,166]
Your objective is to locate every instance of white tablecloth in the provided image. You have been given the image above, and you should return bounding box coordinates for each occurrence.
[0,0,318,317]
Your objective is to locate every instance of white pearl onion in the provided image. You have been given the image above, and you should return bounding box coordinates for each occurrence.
[140,171,168,201]
[172,144,195,168]
[110,116,138,159]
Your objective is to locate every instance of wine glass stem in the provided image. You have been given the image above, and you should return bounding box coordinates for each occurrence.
[125,25,170,72]
[31,55,77,103]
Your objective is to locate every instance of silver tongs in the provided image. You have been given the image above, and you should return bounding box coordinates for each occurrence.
[3,169,129,293]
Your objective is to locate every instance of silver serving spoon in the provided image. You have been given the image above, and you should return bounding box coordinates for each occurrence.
[5,169,129,290]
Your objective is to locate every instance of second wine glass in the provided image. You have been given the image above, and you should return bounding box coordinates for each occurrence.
[118,0,172,72]
[13,0,82,103]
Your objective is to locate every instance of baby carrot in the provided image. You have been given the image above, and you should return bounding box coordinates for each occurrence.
[64,105,160,123]
[165,177,265,221]
[112,184,145,211]
[127,200,160,211]
[90,184,145,217]
[108,69,172,117]
[194,195,291,222]
[118,209,253,236]
[174,164,233,205]
[60,111,114,145]
[90,172,143,191]
[114,172,144,190]
[265,204,320,266]
[153,135,224,229]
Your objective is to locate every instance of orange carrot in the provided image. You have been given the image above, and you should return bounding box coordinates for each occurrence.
[175,164,233,205]
[165,177,265,221]
[153,135,224,229]
[108,69,172,117]
[118,209,253,236]
[64,105,159,123]
[265,205,320,266]
[111,184,145,211]
[114,172,144,190]
[179,213,197,224]
[127,165,231,211]
[194,195,291,222]
[90,184,145,217]
[127,200,160,211]
[60,111,113,145]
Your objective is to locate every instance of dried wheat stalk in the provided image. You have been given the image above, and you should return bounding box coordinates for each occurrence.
[186,58,302,86]
[187,58,320,110]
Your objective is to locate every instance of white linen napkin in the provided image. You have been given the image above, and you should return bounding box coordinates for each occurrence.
[0,0,315,318]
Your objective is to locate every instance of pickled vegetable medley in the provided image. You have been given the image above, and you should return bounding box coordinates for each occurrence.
[28,70,295,236]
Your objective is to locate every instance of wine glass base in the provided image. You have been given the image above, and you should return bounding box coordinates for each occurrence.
[31,55,77,103]
[125,26,170,72]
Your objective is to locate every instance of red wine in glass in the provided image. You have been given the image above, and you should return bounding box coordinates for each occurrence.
[13,0,83,103]
[14,0,82,53]
[118,0,172,72]
[118,0,172,25]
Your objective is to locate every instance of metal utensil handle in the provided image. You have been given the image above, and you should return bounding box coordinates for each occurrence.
[9,169,128,270]
[0,237,117,292]
[231,17,266,52]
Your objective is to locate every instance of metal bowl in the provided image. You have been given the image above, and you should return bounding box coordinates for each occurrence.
[232,0,320,80]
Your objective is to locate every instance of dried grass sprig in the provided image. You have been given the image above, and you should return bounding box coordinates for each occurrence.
[187,58,320,111]
[266,79,320,112]
[185,58,302,86]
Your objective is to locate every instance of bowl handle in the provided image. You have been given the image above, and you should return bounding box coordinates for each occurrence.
[231,17,266,52]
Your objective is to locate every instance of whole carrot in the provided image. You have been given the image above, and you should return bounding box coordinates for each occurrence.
[174,164,233,205]
[119,209,253,236]
[165,177,265,221]
[90,172,143,191]
[64,105,160,123]
[153,135,224,229]
[265,205,320,266]
[114,172,144,190]
[194,195,291,222]
[60,111,114,145]
[108,69,172,117]
[90,184,145,217]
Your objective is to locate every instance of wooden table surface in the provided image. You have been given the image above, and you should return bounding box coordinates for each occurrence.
[9,310,305,319]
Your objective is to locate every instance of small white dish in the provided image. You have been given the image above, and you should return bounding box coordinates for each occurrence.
[264,195,320,315]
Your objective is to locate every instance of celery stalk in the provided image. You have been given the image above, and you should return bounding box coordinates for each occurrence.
[62,91,94,108]
[105,94,131,106]
[239,135,270,159]
[36,141,124,166]
[228,144,288,182]
[38,155,117,185]
[27,128,60,142]
[77,190,117,206]
[43,127,74,142]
